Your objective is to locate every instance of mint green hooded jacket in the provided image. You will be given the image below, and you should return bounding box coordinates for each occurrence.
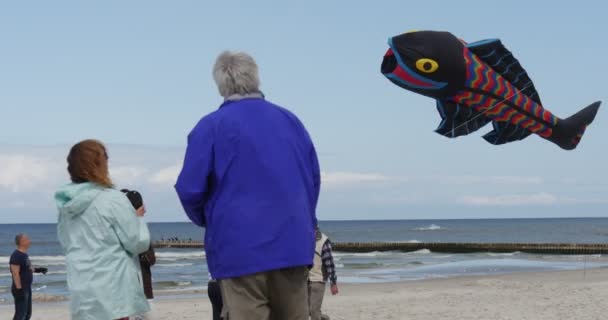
[55,182,151,320]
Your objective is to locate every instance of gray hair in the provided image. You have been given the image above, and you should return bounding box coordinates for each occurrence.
[15,233,25,246]
[213,51,261,98]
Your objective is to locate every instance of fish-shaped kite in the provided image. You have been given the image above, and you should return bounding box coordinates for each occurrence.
[381,30,601,150]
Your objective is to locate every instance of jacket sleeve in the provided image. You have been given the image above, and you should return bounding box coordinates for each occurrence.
[310,145,320,227]
[321,240,337,285]
[107,194,151,256]
[175,123,215,228]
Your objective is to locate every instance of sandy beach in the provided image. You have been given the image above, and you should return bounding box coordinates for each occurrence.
[2,267,607,320]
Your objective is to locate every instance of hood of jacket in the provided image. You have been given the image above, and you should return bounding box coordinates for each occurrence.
[55,182,105,217]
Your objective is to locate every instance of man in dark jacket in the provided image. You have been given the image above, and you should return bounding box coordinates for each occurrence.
[10,234,48,320]
[175,51,320,320]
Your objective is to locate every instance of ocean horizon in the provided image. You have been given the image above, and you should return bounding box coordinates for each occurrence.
[3,216,608,225]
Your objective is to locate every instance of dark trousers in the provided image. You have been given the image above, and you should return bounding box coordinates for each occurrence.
[12,287,32,320]
[208,280,223,320]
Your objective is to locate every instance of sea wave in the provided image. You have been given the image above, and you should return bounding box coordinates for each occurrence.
[156,251,205,261]
[486,252,521,257]
[40,262,66,267]
[414,224,444,231]
[408,249,432,255]
[433,255,453,259]
[30,256,65,267]
[536,254,603,261]
[344,262,385,269]
[36,280,68,287]
[46,270,67,275]
[0,255,66,266]
[155,280,194,288]
[156,263,195,268]
[30,255,65,262]
[333,251,393,258]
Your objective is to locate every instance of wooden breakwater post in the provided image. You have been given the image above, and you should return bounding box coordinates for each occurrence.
[152,241,608,255]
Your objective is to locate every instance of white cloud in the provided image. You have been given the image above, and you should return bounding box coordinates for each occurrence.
[111,166,149,186]
[149,164,181,187]
[0,154,54,192]
[487,176,543,184]
[461,192,559,206]
[370,193,429,205]
[321,171,392,187]
[429,175,543,185]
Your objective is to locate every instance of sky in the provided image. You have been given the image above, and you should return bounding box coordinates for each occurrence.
[0,1,607,223]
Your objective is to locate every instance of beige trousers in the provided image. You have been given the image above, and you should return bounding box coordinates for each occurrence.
[308,281,326,320]
[219,267,309,320]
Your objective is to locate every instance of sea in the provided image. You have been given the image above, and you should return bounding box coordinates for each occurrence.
[2,218,608,304]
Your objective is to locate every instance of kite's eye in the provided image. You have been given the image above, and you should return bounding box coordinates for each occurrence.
[415,58,439,73]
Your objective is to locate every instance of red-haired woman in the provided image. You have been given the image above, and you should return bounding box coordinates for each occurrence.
[55,140,151,320]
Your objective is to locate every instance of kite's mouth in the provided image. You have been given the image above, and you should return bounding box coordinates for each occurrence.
[381,49,397,74]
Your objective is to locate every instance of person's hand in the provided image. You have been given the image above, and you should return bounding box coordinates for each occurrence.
[331,284,339,295]
[34,267,48,275]
[136,205,146,217]
[13,288,25,301]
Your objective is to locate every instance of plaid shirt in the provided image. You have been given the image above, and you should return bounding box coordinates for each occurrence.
[320,240,338,285]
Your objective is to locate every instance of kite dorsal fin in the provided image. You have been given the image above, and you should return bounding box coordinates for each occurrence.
[467,39,542,105]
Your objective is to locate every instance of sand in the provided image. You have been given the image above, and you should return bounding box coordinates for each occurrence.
[2,268,607,319]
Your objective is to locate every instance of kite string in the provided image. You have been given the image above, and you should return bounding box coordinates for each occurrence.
[448,81,535,134]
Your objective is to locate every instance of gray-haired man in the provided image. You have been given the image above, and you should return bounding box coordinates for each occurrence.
[175,51,320,320]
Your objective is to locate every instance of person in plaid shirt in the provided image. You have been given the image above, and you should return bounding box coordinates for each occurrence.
[308,228,339,320]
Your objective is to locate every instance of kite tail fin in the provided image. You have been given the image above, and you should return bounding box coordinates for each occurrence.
[550,101,601,150]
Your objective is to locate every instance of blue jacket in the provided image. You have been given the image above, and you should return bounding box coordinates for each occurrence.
[175,95,320,280]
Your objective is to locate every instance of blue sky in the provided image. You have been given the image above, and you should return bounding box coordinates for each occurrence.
[0,1,606,223]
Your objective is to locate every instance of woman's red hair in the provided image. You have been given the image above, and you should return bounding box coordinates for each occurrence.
[67,139,113,188]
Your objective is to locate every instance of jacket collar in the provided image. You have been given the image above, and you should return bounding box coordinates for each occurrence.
[225,91,265,102]
[219,92,265,109]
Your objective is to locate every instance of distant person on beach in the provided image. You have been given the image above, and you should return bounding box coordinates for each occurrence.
[175,51,320,320]
[309,228,339,320]
[121,189,157,320]
[9,233,48,320]
[55,139,151,320]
